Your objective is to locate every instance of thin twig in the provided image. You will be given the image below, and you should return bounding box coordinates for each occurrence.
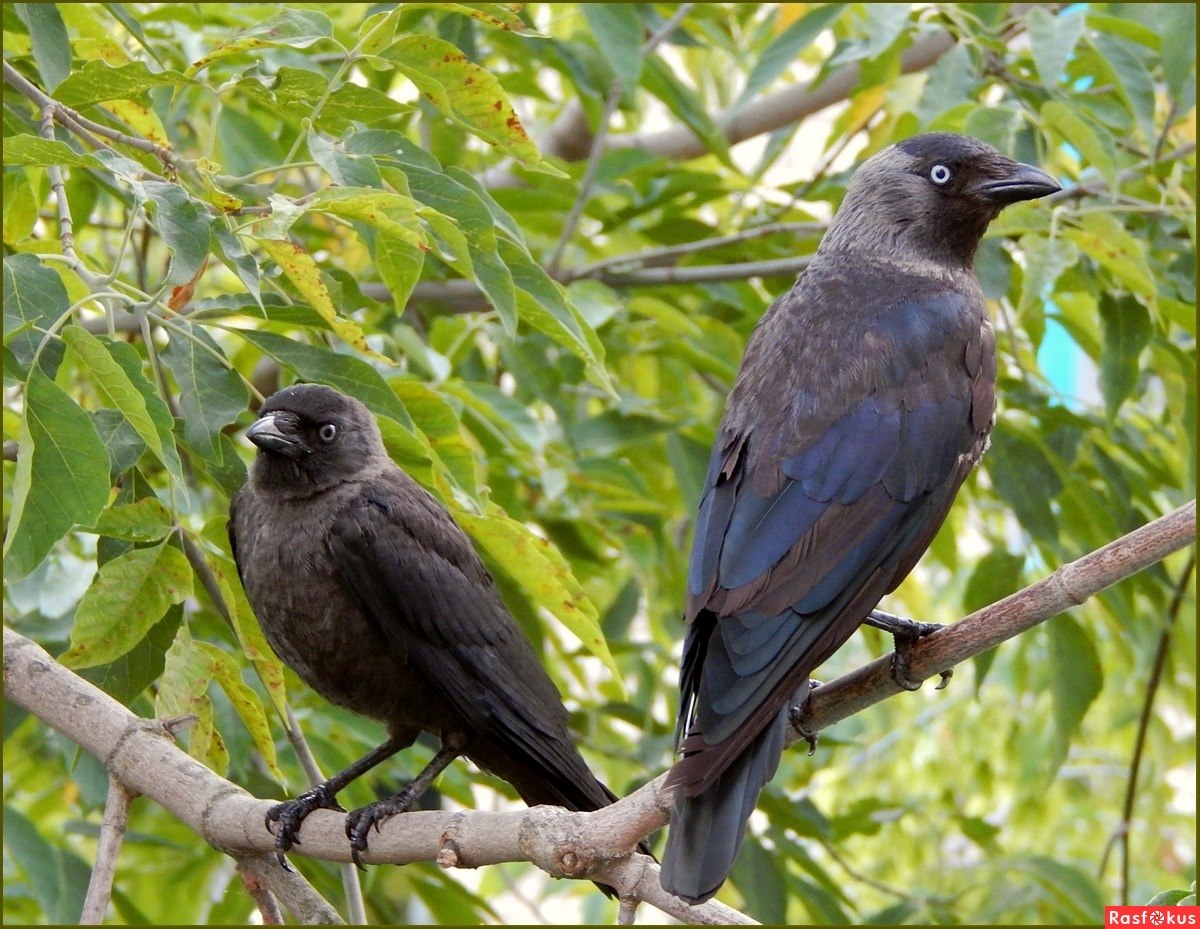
[571,221,826,277]
[1099,554,1195,903]
[238,858,285,925]
[546,3,695,273]
[2,61,176,173]
[38,102,103,290]
[79,779,136,923]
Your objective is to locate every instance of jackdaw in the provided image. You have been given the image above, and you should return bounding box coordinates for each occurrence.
[229,383,636,885]
[660,132,1060,903]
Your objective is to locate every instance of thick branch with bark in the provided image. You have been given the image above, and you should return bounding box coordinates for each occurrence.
[3,499,1193,923]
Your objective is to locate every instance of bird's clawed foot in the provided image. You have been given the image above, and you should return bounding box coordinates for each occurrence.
[865,609,953,691]
[787,679,824,754]
[265,783,347,871]
[344,785,421,869]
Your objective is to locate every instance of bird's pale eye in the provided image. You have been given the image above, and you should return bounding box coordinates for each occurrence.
[929,164,952,185]
[318,423,337,443]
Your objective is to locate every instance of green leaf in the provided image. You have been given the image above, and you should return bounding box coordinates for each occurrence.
[860,3,910,59]
[1097,293,1153,419]
[962,550,1024,691]
[79,605,182,706]
[384,152,516,329]
[1026,7,1085,88]
[89,497,175,542]
[1047,615,1103,757]
[456,504,625,698]
[391,379,478,493]
[142,181,213,285]
[729,835,788,924]
[1015,233,1077,341]
[3,252,70,372]
[308,133,385,189]
[160,320,250,460]
[156,625,228,775]
[61,326,184,485]
[187,8,334,76]
[196,520,291,722]
[1160,5,1196,102]
[1041,101,1117,190]
[732,3,846,110]
[1088,33,1157,146]
[499,240,613,395]
[381,35,564,176]
[3,805,91,923]
[1010,854,1106,923]
[232,328,414,431]
[0,134,105,169]
[59,542,193,669]
[641,55,731,164]
[199,642,283,782]
[1064,211,1156,300]
[54,60,190,107]
[582,3,644,89]
[962,549,1025,614]
[15,2,71,91]
[1146,889,1193,906]
[4,367,112,580]
[91,408,148,475]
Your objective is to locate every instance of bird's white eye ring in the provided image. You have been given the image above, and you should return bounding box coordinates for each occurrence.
[318,423,337,443]
[930,164,952,185]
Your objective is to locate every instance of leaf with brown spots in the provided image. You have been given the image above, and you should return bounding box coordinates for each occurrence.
[380,35,565,176]
[59,543,193,670]
[255,237,390,362]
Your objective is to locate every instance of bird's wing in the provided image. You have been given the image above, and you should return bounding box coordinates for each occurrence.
[325,488,601,798]
[675,290,993,780]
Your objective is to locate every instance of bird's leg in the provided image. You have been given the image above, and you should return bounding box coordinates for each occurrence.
[786,680,824,755]
[266,733,411,871]
[344,732,468,869]
[865,609,953,692]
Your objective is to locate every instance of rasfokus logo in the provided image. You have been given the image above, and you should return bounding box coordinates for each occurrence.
[1106,907,1197,926]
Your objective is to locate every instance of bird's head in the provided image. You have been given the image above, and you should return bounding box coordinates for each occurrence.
[822,131,1061,267]
[245,383,384,494]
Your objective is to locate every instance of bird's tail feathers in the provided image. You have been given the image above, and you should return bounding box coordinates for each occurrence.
[659,705,790,904]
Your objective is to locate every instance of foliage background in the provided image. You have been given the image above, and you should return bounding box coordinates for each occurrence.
[2,2,1195,924]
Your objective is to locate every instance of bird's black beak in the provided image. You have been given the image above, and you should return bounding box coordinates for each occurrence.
[972,162,1061,205]
[246,413,310,459]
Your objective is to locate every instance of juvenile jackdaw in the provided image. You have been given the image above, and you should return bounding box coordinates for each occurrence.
[229,383,636,885]
[661,132,1060,903]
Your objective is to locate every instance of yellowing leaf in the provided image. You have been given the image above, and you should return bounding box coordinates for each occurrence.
[455,505,626,698]
[106,99,170,148]
[382,35,565,176]
[200,642,283,782]
[256,237,389,361]
[156,626,229,775]
[60,543,193,669]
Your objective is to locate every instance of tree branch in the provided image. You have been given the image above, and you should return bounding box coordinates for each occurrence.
[534,29,955,167]
[0,626,749,925]
[79,778,135,923]
[4,501,1192,921]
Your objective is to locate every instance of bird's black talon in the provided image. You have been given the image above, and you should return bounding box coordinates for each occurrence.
[890,651,925,691]
[787,682,822,753]
[935,668,954,690]
[867,609,948,691]
[264,784,345,869]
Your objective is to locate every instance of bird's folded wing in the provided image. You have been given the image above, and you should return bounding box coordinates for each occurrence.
[679,292,989,755]
[326,495,585,777]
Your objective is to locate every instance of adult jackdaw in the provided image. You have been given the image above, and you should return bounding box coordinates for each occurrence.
[229,384,635,883]
[660,132,1060,903]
